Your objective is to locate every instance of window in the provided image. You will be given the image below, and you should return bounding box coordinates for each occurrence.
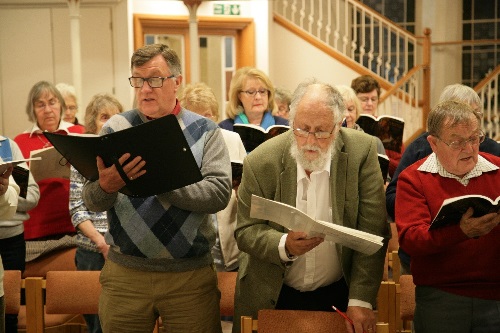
[462,0,499,87]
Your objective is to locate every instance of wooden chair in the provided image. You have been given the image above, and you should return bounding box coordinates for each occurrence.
[23,271,94,333]
[4,270,22,316]
[241,309,389,333]
[3,269,27,331]
[218,271,237,317]
[398,275,415,333]
[23,247,77,279]
[378,280,403,333]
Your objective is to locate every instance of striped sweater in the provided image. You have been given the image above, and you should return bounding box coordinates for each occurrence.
[82,109,231,272]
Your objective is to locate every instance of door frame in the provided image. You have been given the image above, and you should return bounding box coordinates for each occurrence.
[133,14,255,83]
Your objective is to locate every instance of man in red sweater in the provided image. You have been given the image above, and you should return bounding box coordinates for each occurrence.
[14,81,84,243]
[395,100,500,332]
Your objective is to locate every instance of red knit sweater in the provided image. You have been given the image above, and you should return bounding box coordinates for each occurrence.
[14,125,85,240]
[396,152,500,300]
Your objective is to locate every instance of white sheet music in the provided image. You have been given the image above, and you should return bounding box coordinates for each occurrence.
[250,194,384,255]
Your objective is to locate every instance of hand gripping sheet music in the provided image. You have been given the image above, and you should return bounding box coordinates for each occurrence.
[250,194,383,255]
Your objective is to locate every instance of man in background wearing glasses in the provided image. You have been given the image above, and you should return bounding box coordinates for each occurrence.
[386,84,500,274]
[232,78,390,333]
[82,43,231,333]
[395,100,500,332]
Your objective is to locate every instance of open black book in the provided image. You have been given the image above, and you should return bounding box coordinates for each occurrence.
[233,124,290,152]
[356,114,404,153]
[12,166,29,199]
[430,194,500,230]
[44,115,202,197]
[0,158,39,199]
[231,160,243,189]
[378,154,389,181]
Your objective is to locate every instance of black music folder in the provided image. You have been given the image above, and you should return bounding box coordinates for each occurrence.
[44,115,202,197]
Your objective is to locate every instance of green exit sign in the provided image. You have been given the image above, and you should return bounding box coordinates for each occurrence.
[214,4,241,15]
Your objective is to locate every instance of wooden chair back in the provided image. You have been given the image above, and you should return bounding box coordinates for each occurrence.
[3,270,21,315]
[399,275,416,321]
[45,270,101,314]
[23,247,77,278]
[217,271,237,317]
[241,310,389,333]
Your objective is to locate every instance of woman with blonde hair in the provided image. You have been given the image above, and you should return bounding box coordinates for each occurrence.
[336,85,362,129]
[179,82,246,272]
[219,67,288,131]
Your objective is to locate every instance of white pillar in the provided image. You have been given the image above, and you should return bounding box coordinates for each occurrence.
[184,0,202,83]
[67,0,82,108]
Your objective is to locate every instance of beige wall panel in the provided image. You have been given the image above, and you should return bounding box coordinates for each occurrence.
[0,8,55,138]
[52,7,115,122]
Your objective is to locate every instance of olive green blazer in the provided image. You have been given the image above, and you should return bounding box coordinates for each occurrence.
[232,129,390,333]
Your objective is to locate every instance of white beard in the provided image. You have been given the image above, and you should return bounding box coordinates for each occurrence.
[290,140,333,173]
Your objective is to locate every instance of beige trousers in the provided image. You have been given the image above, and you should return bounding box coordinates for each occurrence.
[99,260,222,333]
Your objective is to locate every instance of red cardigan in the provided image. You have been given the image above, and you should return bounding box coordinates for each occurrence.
[395,152,500,300]
[14,124,85,240]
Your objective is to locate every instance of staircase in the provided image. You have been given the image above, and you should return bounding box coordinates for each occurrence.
[272,0,499,143]
[475,65,500,140]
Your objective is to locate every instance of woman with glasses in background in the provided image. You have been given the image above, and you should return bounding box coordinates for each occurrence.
[219,67,289,133]
[56,82,85,130]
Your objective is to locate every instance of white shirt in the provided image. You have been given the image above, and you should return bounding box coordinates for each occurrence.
[278,151,373,309]
[418,152,499,185]
[280,153,342,291]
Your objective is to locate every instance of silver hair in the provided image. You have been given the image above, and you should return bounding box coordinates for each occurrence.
[288,78,345,126]
[438,84,482,115]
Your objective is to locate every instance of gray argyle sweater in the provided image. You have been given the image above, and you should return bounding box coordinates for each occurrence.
[82,108,231,272]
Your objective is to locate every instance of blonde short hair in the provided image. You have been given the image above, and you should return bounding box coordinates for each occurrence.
[225,67,276,119]
[178,82,219,121]
[336,85,362,121]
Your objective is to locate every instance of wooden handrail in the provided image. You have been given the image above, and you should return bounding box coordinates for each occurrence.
[432,39,500,46]
[474,64,500,91]
[380,65,423,100]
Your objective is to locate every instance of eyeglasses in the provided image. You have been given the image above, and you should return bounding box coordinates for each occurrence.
[240,89,269,97]
[34,98,60,111]
[436,131,485,150]
[293,126,335,140]
[128,75,176,88]
[358,97,379,104]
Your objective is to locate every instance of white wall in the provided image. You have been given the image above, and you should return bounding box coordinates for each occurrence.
[131,0,271,72]
[269,23,360,93]
[416,0,463,107]
[0,0,130,138]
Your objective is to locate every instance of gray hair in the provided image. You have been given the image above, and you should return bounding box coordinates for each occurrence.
[130,44,181,76]
[288,78,345,125]
[25,81,66,123]
[428,100,481,137]
[56,83,77,102]
[438,84,482,115]
[275,87,292,105]
[84,93,123,135]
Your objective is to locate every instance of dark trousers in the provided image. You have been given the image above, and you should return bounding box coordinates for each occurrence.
[75,248,105,333]
[0,234,26,333]
[276,277,349,312]
[414,286,500,333]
